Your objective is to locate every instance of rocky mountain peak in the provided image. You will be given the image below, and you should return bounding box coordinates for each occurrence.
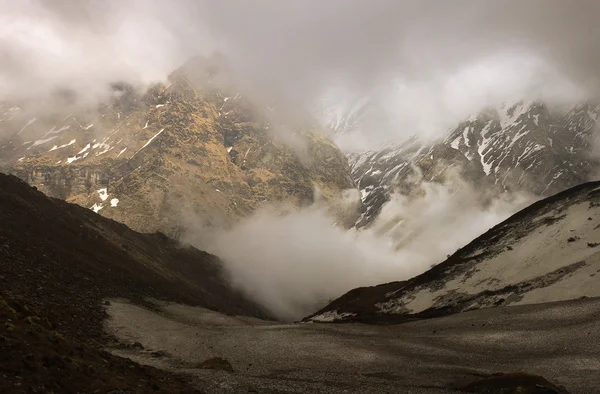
[0,61,359,236]
[347,100,600,228]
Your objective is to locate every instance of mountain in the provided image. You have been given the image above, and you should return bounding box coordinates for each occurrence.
[0,171,273,392]
[348,101,600,227]
[3,171,587,394]
[0,173,268,339]
[307,180,600,323]
[0,57,359,237]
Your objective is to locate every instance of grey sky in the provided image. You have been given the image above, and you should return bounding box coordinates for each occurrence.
[1,0,599,149]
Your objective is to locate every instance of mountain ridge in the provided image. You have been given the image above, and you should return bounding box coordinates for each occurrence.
[346,100,600,228]
[307,179,600,323]
[0,58,360,236]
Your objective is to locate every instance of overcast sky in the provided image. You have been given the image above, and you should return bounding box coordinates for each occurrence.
[1,0,599,150]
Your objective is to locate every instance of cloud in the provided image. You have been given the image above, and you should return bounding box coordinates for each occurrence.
[182,171,532,321]
[1,1,599,147]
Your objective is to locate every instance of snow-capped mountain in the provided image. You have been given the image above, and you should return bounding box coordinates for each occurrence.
[349,101,600,227]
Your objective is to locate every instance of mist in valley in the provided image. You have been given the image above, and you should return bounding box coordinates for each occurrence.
[182,171,533,320]
[2,0,599,319]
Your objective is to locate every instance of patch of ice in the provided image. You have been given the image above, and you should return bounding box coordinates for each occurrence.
[117,147,127,157]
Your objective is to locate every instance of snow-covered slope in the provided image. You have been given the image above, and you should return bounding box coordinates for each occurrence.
[350,101,600,227]
[307,181,600,323]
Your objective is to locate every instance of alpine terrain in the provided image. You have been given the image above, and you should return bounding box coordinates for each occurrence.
[2,172,597,393]
[347,102,600,227]
[309,180,600,322]
[3,2,600,393]
[0,56,359,237]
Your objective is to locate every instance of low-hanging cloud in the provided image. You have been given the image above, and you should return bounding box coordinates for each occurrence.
[0,1,592,320]
[182,172,532,321]
[2,1,600,147]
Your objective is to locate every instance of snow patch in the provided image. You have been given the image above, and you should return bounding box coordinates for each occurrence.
[97,188,108,201]
[497,101,531,129]
[91,203,103,213]
[462,126,471,147]
[77,144,91,155]
[310,310,356,322]
[50,139,76,151]
[110,198,119,207]
[30,136,58,148]
[17,118,37,135]
[450,136,461,150]
[137,128,165,153]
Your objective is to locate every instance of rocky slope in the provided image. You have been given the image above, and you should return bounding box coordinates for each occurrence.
[0,292,202,393]
[308,180,600,323]
[0,172,268,340]
[349,101,600,227]
[0,164,586,393]
[0,57,358,236]
[0,171,277,392]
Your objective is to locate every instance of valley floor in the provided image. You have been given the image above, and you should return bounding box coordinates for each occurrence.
[105,297,600,393]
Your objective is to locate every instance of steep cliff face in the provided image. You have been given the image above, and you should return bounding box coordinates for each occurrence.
[0,60,358,235]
